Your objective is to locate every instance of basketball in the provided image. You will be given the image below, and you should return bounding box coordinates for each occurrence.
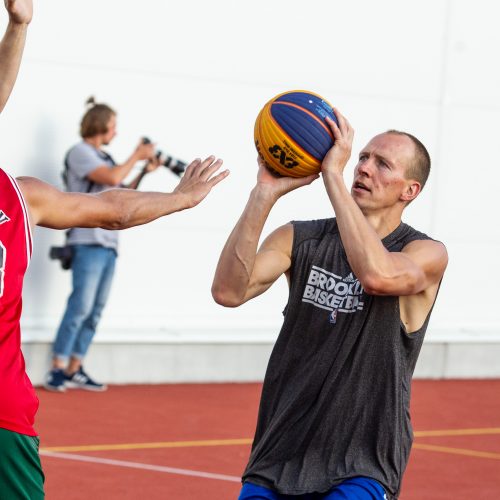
[254,90,338,177]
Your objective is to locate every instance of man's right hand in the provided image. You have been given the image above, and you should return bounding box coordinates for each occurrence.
[255,156,319,203]
[173,156,229,209]
[4,0,33,25]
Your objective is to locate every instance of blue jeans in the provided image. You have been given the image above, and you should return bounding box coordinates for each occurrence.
[238,478,387,500]
[53,245,116,360]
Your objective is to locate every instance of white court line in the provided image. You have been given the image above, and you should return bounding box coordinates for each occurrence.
[40,451,241,483]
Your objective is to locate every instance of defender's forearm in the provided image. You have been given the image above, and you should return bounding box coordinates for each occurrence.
[0,21,28,112]
[97,189,189,229]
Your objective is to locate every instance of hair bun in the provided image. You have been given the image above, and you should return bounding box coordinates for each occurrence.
[85,96,96,107]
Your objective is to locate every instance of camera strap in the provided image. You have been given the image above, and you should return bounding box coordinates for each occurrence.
[62,147,117,194]
[62,152,95,194]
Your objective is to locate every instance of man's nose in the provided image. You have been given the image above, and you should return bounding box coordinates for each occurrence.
[356,159,373,177]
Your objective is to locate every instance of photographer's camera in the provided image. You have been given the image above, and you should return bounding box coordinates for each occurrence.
[49,246,73,270]
[142,137,187,177]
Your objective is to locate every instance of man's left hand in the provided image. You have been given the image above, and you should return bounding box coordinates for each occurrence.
[322,108,354,177]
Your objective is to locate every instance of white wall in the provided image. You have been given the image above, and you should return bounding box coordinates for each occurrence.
[1,0,498,341]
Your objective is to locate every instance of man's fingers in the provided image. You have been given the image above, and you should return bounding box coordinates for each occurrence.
[326,116,342,140]
[198,155,216,172]
[183,158,201,179]
[327,112,354,145]
[207,169,230,187]
[294,173,319,187]
[201,158,224,180]
[331,107,350,135]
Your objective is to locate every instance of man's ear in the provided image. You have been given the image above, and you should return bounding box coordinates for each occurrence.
[400,181,421,203]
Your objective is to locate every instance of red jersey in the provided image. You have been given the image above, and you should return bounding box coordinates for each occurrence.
[0,167,38,436]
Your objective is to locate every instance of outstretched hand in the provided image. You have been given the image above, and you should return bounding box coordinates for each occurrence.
[256,156,318,202]
[173,156,229,208]
[4,0,32,24]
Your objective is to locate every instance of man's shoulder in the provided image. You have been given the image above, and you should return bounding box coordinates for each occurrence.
[392,222,446,251]
[398,225,448,275]
[66,142,112,177]
[67,141,99,160]
[290,217,338,248]
[291,217,336,230]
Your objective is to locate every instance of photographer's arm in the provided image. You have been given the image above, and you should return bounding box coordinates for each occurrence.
[18,156,228,230]
[0,0,32,113]
[124,156,162,190]
[87,141,155,187]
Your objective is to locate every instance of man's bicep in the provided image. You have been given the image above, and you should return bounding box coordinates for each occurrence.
[244,224,293,301]
[399,240,448,291]
[17,176,111,229]
[366,240,447,296]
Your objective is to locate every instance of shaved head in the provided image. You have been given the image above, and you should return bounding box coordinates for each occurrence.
[385,130,431,190]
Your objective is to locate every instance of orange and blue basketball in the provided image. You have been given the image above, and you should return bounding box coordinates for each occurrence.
[254,90,338,177]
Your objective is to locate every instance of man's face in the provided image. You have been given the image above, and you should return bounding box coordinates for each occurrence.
[351,133,418,211]
[102,115,117,145]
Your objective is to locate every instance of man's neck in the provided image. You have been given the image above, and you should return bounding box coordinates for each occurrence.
[84,136,103,149]
[362,208,403,240]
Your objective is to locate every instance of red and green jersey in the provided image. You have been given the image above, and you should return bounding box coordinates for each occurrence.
[0,167,38,436]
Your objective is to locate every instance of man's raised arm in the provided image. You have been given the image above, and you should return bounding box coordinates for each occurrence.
[211,158,317,307]
[0,0,32,113]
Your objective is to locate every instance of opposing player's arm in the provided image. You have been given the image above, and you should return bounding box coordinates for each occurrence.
[361,239,448,296]
[17,176,184,230]
[0,0,32,112]
[212,223,293,307]
[17,156,228,230]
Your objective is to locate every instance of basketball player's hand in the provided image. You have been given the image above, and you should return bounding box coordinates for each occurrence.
[4,0,32,24]
[256,156,318,201]
[322,108,354,177]
[173,156,229,208]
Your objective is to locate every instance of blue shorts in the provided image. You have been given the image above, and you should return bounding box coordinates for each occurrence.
[238,477,387,500]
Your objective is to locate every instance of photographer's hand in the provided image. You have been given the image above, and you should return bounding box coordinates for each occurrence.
[144,155,162,173]
[125,156,162,190]
[134,140,156,161]
[173,156,229,208]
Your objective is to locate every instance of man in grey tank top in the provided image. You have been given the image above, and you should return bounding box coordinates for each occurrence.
[212,109,448,499]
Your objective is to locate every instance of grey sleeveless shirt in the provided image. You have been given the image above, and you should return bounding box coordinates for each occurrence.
[243,218,436,499]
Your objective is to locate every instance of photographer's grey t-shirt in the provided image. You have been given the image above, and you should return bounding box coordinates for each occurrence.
[65,141,119,251]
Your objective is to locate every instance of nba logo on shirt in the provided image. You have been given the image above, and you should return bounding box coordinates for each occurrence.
[0,210,10,225]
[329,309,338,324]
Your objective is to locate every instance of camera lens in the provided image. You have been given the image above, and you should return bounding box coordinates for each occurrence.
[163,156,186,177]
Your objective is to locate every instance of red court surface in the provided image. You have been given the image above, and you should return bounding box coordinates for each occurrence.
[35,380,500,499]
